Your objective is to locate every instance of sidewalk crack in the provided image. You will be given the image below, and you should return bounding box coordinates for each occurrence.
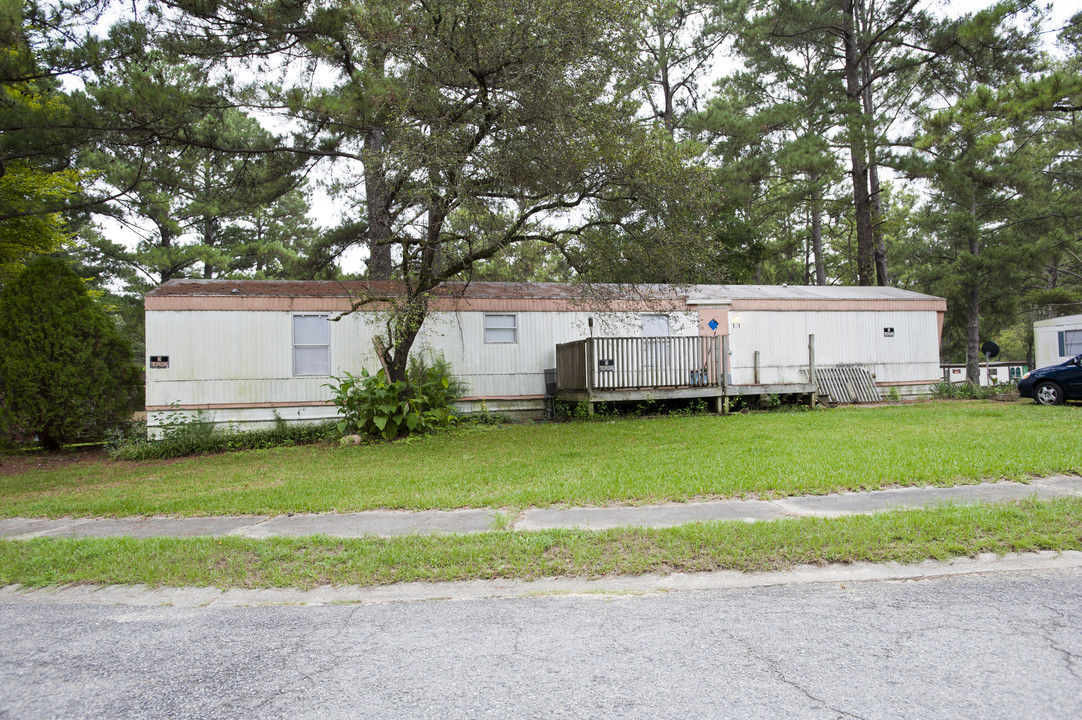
[230,516,278,536]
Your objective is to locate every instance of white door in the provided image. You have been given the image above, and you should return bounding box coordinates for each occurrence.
[642,315,671,371]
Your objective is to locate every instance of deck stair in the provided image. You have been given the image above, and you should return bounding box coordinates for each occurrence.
[808,365,881,404]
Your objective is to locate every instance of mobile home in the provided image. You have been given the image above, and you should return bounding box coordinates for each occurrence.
[1034,314,1082,369]
[144,281,946,433]
[940,362,1028,387]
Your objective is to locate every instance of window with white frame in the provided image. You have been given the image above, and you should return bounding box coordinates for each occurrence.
[1059,329,1082,358]
[484,314,517,344]
[293,314,330,375]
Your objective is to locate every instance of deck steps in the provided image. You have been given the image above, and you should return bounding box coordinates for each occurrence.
[808,365,882,404]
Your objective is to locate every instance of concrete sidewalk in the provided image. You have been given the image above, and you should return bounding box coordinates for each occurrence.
[1,475,1079,541]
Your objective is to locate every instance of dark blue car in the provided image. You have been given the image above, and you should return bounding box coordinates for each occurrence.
[1018,354,1082,405]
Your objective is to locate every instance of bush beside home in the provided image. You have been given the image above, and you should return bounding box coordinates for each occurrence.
[0,256,142,450]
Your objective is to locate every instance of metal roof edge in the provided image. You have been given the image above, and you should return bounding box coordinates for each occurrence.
[1034,314,1082,328]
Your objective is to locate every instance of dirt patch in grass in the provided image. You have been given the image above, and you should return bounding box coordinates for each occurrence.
[0,448,111,476]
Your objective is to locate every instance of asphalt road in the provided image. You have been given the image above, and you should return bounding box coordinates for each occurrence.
[2,568,1080,719]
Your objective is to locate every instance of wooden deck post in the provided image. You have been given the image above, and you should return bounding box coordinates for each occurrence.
[808,333,817,408]
[721,335,731,415]
[585,337,596,416]
[753,350,760,385]
[711,335,721,414]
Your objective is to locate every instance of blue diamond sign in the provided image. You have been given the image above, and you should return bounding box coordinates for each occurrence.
[708,319,719,331]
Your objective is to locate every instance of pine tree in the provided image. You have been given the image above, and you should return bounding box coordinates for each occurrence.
[145,0,687,381]
[0,256,141,450]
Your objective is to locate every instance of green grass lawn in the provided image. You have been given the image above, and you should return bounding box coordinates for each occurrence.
[3,499,1080,588]
[1,401,1079,518]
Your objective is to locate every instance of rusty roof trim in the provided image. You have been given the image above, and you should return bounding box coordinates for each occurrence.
[146,279,944,304]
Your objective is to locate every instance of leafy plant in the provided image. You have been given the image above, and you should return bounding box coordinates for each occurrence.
[634,398,658,416]
[458,402,513,426]
[155,405,216,443]
[886,386,902,403]
[407,352,468,399]
[931,380,999,401]
[931,381,957,399]
[676,399,711,416]
[327,359,461,441]
[104,420,147,453]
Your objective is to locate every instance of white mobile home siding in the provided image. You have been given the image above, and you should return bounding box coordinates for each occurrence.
[145,304,698,432]
[1034,314,1082,369]
[145,281,945,432]
[727,310,941,386]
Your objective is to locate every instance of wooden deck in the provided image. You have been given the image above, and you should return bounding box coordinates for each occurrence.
[554,335,818,414]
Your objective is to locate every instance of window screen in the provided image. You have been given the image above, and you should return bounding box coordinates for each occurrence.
[1061,330,1082,358]
[484,314,517,344]
[293,315,330,375]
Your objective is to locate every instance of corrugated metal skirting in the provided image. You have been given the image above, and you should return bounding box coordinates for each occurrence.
[806,365,882,404]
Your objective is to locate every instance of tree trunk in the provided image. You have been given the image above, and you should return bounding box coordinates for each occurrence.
[861,68,889,285]
[364,52,393,280]
[384,295,428,383]
[810,173,826,286]
[869,161,889,285]
[365,127,393,280]
[803,215,811,285]
[202,212,215,279]
[965,200,981,385]
[200,163,219,279]
[857,0,889,287]
[842,0,875,286]
[421,199,445,284]
[662,65,676,137]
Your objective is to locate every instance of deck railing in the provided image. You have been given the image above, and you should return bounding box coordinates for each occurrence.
[556,336,722,393]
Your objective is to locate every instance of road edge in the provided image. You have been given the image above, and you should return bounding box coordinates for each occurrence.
[2,550,1081,608]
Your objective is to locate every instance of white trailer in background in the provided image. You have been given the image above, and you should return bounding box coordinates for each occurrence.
[144,281,946,433]
[940,363,1029,387]
[1034,314,1082,370]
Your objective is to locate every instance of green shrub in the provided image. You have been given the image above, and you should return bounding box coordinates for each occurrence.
[931,381,957,399]
[327,357,462,441]
[458,410,513,425]
[111,419,337,460]
[958,382,993,400]
[554,396,715,422]
[407,352,468,399]
[667,398,711,417]
[931,380,997,400]
[104,420,148,453]
[458,399,512,425]
[0,256,141,450]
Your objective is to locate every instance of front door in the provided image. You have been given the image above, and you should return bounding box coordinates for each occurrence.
[642,315,671,379]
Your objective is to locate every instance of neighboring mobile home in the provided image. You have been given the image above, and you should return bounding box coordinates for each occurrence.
[1034,314,1082,369]
[940,362,1029,387]
[144,280,946,433]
